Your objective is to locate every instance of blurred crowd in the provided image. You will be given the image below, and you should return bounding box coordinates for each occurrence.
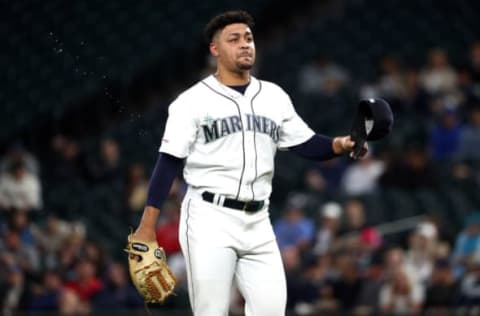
[1,38,480,315]
[280,40,480,315]
[0,137,189,315]
[295,41,480,210]
[269,194,480,316]
[0,141,138,315]
[0,208,144,315]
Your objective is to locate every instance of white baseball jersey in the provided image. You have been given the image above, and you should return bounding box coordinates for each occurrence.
[159,74,314,202]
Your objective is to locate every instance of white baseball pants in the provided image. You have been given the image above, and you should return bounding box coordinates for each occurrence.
[178,187,287,316]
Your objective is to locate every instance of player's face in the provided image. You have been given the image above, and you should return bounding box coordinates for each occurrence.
[212,23,255,72]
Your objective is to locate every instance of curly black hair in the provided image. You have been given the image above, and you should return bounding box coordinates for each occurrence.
[204,10,255,43]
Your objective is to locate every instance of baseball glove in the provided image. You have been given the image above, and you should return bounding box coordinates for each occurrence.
[124,233,176,303]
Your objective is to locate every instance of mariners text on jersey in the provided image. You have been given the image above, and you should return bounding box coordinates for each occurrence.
[202,114,280,143]
[159,75,315,201]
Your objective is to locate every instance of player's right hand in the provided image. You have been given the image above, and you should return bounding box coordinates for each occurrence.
[333,136,368,159]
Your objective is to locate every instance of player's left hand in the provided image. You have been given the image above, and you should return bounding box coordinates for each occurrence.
[124,232,176,304]
[333,136,368,159]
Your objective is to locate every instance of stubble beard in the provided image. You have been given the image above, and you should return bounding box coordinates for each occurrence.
[236,62,253,71]
[235,56,255,71]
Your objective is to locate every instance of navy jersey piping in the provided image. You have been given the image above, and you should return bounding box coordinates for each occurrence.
[249,81,262,201]
[200,81,246,200]
[185,199,194,309]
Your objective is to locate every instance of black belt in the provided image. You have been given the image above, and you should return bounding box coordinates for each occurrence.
[201,191,264,213]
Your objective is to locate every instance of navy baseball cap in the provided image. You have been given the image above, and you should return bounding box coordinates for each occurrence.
[351,98,394,155]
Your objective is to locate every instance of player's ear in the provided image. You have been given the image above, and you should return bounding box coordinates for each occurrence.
[209,42,219,57]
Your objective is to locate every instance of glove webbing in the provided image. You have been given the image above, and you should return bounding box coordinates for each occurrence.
[144,269,175,301]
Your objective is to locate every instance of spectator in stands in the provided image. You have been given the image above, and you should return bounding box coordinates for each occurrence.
[315,158,349,198]
[458,106,480,161]
[354,251,385,316]
[0,264,26,315]
[57,231,87,280]
[126,162,148,213]
[300,169,329,214]
[358,227,383,264]
[31,215,85,270]
[29,270,63,312]
[94,262,143,310]
[375,56,408,113]
[58,287,90,315]
[383,247,419,287]
[291,254,335,313]
[458,253,480,310]
[0,228,40,275]
[330,253,364,313]
[423,259,459,316]
[404,222,438,285]
[7,210,35,246]
[429,107,463,161]
[298,54,350,96]
[281,246,302,309]
[359,55,406,112]
[312,202,342,256]
[467,41,480,85]
[402,69,430,115]
[87,138,122,185]
[339,199,367,235]
[0,159,42,211]
[81,240,109,279]
[452,212,480,278]
[340,151,385,196]
[48,134,87,180]
[379,267,424,315]
[0,143,39,176]
[273,193,315,252]
[457,65,479,110]
[419,48,458,97]
[334,199,372,256]
[379,144,437,189]
[304,169,326,194]
[64,259,104,311]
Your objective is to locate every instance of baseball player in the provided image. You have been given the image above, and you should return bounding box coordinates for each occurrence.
[132,10,367,316]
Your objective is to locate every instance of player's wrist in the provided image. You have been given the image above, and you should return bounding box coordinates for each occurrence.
[133,225,157,242]
[332,137,347,155]
[134,206,160,241]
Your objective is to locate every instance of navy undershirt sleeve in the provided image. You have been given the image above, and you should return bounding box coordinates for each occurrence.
[289,134,338,160]
[145,153,184,209]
